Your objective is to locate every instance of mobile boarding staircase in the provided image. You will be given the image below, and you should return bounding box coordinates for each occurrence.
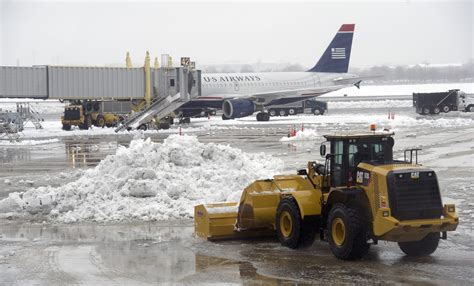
[17,103,43,129]
[0,109,23,142]
[0,123,21,142]
[115,66,201,132]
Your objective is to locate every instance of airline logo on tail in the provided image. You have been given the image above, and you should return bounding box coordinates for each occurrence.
[331,48,346,60]
[308,24,355,73]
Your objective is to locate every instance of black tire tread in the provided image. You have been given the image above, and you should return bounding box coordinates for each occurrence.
[328,203,370,260]
[398,233,439,257]
[96,115,106,128]
[276,197,317,249]
[299,216,318,248]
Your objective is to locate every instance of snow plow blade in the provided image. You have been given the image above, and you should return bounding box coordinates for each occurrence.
[194,202,274,240]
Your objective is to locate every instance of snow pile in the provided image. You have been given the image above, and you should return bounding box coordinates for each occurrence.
[375,116,474,132]
[0,135,283,222]
[280,129,319,142]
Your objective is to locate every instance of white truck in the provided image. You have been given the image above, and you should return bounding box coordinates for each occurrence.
[413,89,474,115]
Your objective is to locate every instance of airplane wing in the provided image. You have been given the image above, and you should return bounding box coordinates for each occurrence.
[333,75,384,88]
[241,76,384,102]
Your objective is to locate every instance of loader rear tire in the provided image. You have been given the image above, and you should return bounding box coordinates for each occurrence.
[398,233,440,257]
[96,115,106,128]
[276,197,317,249]
[328,203,370,260]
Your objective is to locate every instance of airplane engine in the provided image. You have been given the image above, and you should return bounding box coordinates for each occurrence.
[223,99,255,119]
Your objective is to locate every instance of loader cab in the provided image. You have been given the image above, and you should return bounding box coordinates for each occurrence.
[321,133,394,187]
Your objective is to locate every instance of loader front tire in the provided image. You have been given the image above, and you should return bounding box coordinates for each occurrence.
[276,197,317,249]
[398,233,439,257]
[328,203,370,260]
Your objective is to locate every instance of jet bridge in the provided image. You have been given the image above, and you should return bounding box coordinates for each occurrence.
[0,53,202,131]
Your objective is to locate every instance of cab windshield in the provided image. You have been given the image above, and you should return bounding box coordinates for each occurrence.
[347,139,393,167]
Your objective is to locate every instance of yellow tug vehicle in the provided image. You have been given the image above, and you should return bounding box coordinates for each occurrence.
[195,131,458,260]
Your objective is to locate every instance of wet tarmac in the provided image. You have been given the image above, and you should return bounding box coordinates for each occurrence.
[0,105,473,284]
[0,221,473,285]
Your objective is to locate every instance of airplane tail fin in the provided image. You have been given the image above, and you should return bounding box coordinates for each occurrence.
[307,24,355,73]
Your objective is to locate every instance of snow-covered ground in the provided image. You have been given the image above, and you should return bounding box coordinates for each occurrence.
[0,99,64,114]
[0,81,472,142]
[2,108,471,144]
[0,138,59,146]
[280,129,319,142]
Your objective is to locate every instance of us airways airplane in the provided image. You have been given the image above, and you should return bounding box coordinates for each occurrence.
[180,23,362,121]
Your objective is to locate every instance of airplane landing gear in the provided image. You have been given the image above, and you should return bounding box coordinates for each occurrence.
[256,112,270,122]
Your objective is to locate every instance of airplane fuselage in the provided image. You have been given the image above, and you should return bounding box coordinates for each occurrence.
[195,72,358,106]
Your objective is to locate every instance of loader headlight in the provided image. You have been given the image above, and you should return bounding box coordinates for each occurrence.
[383,211,390,217]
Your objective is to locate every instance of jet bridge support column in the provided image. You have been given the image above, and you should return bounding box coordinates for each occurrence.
[144,51,152,107]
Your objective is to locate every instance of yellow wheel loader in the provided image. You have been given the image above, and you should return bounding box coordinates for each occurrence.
[61,101,124,130]
[195,132,458,260]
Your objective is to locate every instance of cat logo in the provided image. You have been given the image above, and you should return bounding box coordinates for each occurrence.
[411,172,420,179]
[356,170,370,185]
[356,171,364,184]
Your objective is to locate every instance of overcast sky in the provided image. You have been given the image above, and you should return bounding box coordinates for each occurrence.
[1,0,472,69]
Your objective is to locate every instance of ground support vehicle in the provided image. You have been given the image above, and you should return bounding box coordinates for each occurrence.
[413,89,474,115]
[195,132,458,260]
[268,99,328,117]
[134,115,174,131]
[61,101,129,130]
[177,107,217,124]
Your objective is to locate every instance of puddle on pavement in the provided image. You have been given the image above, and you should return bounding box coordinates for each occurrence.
[0,222,294,284]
